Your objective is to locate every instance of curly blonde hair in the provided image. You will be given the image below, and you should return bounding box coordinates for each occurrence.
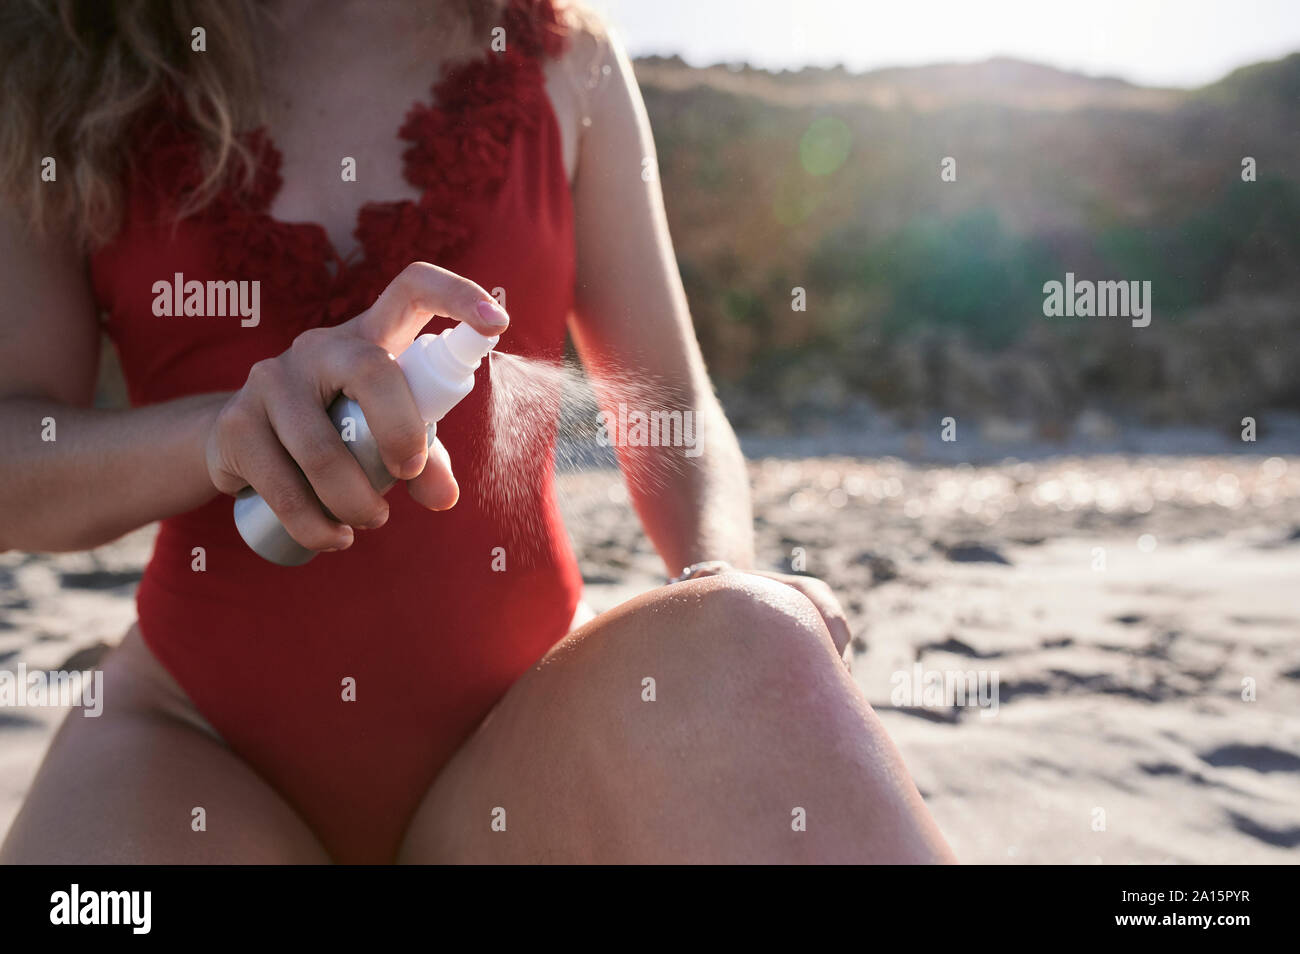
[0,0,518,248]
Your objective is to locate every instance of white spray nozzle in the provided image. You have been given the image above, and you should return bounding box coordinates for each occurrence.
[442,320,499,368]
[396,321,498,424]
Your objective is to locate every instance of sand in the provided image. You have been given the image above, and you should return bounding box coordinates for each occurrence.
[2,446,1298,863]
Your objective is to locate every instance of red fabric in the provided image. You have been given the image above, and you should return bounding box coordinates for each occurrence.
[89,0,582,863]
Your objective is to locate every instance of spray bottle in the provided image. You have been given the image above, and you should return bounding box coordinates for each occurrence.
[234,322,498,566]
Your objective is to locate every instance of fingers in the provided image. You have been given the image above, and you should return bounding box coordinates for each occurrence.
[789,577,853,657]
[247,355,391,533]
[352,261,510,355]
[263,392,390,532]
[407,436,459,511]
[207,398,353,552]
[293,331,430,481]
[250,441,356,553]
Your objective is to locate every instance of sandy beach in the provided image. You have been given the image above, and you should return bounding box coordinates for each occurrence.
[3,441,1298,863]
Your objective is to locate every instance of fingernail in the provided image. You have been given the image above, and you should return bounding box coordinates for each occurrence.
[476,299,510,328]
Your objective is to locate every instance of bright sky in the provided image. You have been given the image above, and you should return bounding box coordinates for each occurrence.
[583,0,1300,88]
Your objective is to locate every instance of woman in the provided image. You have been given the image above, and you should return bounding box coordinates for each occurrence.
[0,0,954,863]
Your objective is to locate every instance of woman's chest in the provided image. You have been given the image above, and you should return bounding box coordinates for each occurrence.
[257,56,444,260]
[257,55,581,263]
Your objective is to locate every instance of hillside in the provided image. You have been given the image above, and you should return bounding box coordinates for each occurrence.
[635,53,1300,435]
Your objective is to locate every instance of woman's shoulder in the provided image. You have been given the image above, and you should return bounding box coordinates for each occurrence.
[539,1,623,106]
[534,3,621,179]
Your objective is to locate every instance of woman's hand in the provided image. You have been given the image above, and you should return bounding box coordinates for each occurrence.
[205,262,510,554]
[675,562,853,658]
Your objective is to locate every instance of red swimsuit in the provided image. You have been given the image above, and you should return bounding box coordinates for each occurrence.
[89,0,583,862]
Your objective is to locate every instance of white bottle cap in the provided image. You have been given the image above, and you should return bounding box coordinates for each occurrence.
[443,321,500,368]
[395,323,498,424]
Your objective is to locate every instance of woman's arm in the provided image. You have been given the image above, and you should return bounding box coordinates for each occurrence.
[567,30,755,574]
[0,200,507,556]
[0,210,226,553]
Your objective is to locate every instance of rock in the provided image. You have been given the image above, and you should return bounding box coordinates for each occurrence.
[941,542,1012,565]
[852,550,899,582]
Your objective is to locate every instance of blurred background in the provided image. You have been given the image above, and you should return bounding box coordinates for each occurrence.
[586,0,1300,447]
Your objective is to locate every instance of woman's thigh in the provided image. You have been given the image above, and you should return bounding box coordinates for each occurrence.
[399,573,953,864]
[0,625,330,864]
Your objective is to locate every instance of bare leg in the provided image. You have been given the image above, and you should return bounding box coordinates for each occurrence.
[0,626,330,864]
[399,573,955,863]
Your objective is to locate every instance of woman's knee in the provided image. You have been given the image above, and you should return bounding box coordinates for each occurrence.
[591,572,848,721]
[644,572,838,668]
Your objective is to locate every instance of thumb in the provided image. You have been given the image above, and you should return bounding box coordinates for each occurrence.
[407,435,459,511]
